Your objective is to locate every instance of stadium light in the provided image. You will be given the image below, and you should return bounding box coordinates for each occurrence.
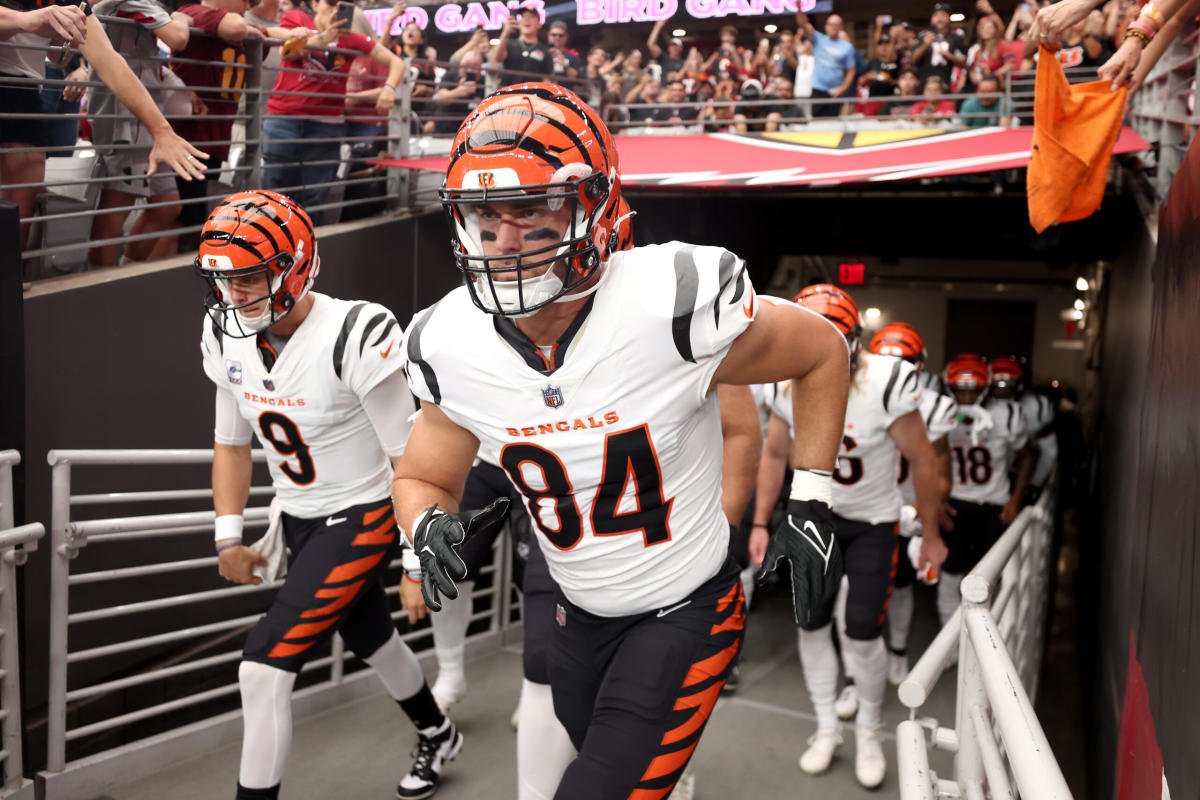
[865,307,881,320]
[763,23,778,33]
[1075,276,1089,291]
[672,28,686,37]
[1073,298,1086,310]
[950,12,965,21]
[490,38,499,45]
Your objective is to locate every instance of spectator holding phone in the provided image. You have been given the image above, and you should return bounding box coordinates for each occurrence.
[646,18,684,81]
[489,5,551,86]
[913,2,966,87]
[860,32,902,115]
[380,2,435,131]
[263,0,404,217]
[431,49,484,133]
[546,20,580,83]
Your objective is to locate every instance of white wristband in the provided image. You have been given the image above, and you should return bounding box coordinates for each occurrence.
[401,546,422,576]
[790,468,833,507]
[214,514,244,544]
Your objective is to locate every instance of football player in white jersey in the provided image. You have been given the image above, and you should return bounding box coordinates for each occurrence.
[751,288,944,788]
[196,191,460,800]
[392,82,850,800]
[990,356,1057,495]
[871,323,957,685]
[940,354,1038,624]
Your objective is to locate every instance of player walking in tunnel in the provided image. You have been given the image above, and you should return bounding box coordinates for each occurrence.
[392,82,849,800]
[196,190,459,800]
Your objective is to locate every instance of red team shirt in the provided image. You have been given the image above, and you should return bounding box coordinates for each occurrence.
[268,9,374,118]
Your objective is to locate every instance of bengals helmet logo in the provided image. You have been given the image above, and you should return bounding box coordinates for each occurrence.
[207,257,219,268]
[477,172,495,188]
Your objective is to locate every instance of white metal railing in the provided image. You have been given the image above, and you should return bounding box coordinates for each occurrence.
[40,448,516,793]
[0,451,40,800]
[896,482,1071,800]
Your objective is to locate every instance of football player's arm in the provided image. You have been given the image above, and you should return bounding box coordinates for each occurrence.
[889,411,947,571]
[212,389,268,585]
[1003,440,1039,525]
[750,411,790,567]
[932,435,955,530]
[713,300,848,474]
[361,369,416,461]
[718,384,761,526]
[391,402,480,543]
[79,14,207,180]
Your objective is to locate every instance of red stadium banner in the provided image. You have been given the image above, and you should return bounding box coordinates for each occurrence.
[375,125,1148,188]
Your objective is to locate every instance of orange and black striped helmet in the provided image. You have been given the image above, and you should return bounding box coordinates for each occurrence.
[988,355,1024,391]
[194,190,319,338]
[945,353,990,392]
[440,82,623,317]
[868,322,926,363]
[794,283,863,362]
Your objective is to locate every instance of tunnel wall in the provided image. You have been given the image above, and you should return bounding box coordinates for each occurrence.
[1084,140,1200,800]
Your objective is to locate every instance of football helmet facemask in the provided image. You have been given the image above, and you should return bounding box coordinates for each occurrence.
[440,83,624,318]
[194,190,319,338]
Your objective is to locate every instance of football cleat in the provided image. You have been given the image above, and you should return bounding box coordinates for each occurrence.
[798,727,843,775]
[396,718,463,799]
[854,724,887,789]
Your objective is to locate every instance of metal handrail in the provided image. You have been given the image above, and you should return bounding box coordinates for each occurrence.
[896,481,1070,800]
[41,447,517,785]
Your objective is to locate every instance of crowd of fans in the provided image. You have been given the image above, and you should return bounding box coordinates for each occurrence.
[0,0,1174,269]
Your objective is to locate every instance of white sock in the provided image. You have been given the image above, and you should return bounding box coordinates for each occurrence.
[517,679,575,800]
[363,629,425,701]
[739,564,757,610]
[842,636,887,729]
[431,580,473,685]
[834,575,852,676]
[238,661,296,789]
[938,573,963,627]
[797,624,839,731]
[887,585,914,652]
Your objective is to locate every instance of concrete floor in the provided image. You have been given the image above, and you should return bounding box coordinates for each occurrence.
[99,582,975,800]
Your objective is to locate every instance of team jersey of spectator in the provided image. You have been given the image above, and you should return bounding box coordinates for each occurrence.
[502,38,551,79]
[346,54,388,125]
[268,9,375,118]
[1045,36,1113,69]
[655,53,684,81]
[916,29,965,85]
[863,56,901,97]
[913,98,956,116]
[0,0,94,79]
[87,0,170,153]
[966,42,1012,82]
[810,31,856,93]
[170,4,254,162]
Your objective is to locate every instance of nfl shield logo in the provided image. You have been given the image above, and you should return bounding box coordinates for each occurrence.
[555,603,567,627]
[542,385,564,408]
[225,359,242,385]
[263,378,275,391]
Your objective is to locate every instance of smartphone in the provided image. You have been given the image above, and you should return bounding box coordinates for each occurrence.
[1017,2,1031,12]
[336,2,355,27]
[880,14,892,25]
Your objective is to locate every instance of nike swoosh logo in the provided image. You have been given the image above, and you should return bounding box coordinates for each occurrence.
[325,516,347,526]
[656,600,691,618]
[742,287,755,318]
[380,341,395,359]
[790,518,834,574]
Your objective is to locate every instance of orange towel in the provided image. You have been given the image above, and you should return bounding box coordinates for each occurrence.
[1027,46,1127,233]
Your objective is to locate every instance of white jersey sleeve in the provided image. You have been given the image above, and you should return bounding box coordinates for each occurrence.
[200,315,232,387]
[1020,392,1055,437]
[334,302,405,399]
[921,389,959,440]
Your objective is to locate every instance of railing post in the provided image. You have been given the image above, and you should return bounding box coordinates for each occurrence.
[331,634,344,685]
[0,202,26,532]
[386,68,412,212]
[45,457,73,773]
[954,603,988,800]
[242,36,265,191]
[0,524,40,794]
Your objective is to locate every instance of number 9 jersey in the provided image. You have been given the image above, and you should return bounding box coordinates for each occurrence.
[403,242,757,618]
[200,294,408,518]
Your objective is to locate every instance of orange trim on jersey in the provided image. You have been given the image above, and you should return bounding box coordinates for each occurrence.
[683,639,742,689]
[300,579,364,619]
[639,739,700,783]
[282,615,339,640]
[352,517,397,547]
[627,787,672,800]
[661,681,723,746]
[534,348,552,371]
[362,504,393,526]
[325,550,387,583]
[268,640,316,659]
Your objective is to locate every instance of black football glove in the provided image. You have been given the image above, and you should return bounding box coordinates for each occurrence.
[754,499,844,626]
[412,498,510,611]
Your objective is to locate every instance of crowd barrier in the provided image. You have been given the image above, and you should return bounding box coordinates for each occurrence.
[0,451,40,800]
[36,448,519,798]
[895,482,1072,800]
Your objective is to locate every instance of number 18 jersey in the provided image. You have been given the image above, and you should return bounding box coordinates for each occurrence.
[948,398,1028,506]
[404,242,757,617]
[200,293,405,518]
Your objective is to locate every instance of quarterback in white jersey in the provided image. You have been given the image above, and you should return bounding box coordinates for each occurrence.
[938,354,1038,623]
[392,83,849,800]
[195,191,460,800]
[753,303,943,789]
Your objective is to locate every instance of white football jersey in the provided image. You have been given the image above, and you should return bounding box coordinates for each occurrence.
[201,293,406,518]
[749,383,772,439]
[900,385,958,504]
[1020,392,1057,487]
[404,242,757,617]
[768,353,922,524]
[948,398,1028,505]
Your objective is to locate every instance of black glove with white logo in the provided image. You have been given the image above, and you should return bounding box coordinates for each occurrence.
[755,498,844,626]
[412,498,510,611]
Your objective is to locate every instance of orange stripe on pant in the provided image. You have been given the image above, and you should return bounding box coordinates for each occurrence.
[362,503,392,526]
[325,550,387,584]
[660,681,723,747]
[352,518,397,547]
[300,579,365,619]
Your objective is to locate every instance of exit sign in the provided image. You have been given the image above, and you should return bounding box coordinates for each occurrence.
[839,263,866,285]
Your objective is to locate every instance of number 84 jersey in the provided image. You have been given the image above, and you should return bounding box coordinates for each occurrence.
[200,293,405,518]
[404,243,757,618]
